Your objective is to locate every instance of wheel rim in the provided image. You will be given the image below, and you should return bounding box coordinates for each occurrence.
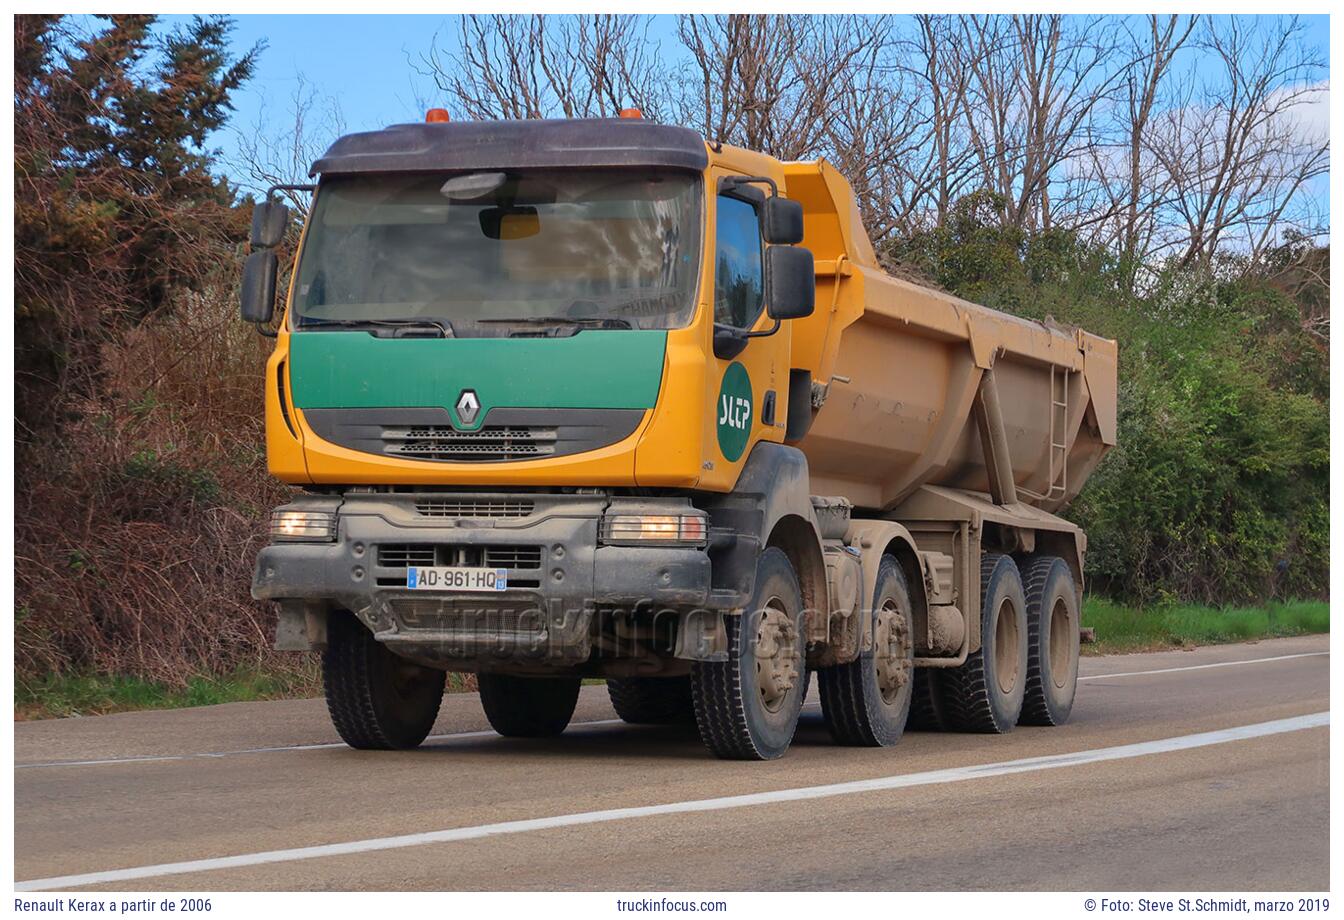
[993,597,1020,695]
[755,599,800,714]
[874,599,912,705]
[1048,596,1073,689]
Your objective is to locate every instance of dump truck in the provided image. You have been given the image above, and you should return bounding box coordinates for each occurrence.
[241,111,1117,760]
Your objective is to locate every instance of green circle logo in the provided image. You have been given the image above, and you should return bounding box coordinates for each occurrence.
[716,361,753,462]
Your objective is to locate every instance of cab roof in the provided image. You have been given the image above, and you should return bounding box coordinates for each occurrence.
[310,118,709,177]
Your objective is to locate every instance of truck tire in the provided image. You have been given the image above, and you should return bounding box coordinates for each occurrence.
[607,676,695,725]
[905,668,946,731]
[940,553,1028,733]
[690,547,806,760]
[1017,555,1080,726]
[478,674,581,738]
[818,555,915,746]
[323,611,445,750]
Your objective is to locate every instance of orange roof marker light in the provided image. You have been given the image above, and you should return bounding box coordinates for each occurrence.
[619,108,643,120]
[425,108,451,123]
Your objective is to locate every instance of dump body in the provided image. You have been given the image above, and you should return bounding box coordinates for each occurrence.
[783,161,1118,516]
[803,276,1118,514]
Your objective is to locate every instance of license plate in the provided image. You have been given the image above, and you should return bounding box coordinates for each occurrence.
[406,566,508,592]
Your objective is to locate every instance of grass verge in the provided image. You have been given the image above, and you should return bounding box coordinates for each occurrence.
[16,664,321,721]
[15,664,480,721]
[1082,598,1328,655]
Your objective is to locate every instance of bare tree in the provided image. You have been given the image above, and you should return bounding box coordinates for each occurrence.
[673,15,889,162]
[421,15,668,121]
[896,15,980,231]
[1117,16,1199,266]
[1151,16,1328,268]
[1065,16,1199,287]
[232,72,344,208]
[410,13,1326,275]
[952,15,1125,232]
[820,23,928,242]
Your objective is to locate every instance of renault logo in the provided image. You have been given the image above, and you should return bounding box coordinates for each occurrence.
[456,389,481,425]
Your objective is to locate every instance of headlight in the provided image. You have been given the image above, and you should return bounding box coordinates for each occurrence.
[601,513,707,547]
[269,509,337,542]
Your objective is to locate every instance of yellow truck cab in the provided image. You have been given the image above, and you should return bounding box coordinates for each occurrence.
[242,112,1117,760]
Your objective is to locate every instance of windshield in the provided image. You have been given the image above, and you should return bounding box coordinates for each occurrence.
[291,169,702,335]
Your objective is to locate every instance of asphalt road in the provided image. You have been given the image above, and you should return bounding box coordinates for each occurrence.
[14,634,1330,892]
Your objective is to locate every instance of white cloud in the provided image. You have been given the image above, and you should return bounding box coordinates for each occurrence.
[1268,79,1329,146]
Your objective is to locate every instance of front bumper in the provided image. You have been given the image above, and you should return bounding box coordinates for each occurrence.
[252,492,714,667]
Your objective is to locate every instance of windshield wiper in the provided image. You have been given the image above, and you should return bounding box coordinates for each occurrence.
[296,317,454,337]
[475,316,632,334]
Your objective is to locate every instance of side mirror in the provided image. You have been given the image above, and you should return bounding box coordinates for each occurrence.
[250,200,290,249]
[240,250,279,325]
[762,197,804,245]
[765,246,815,320]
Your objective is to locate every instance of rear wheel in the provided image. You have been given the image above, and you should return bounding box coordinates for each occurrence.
[479,674,581,738]
[1017,555,1081,726]
[691,547,806,760]
[607,676,695,725]
[905,668,947,731]
[819,555,915,746]
[323,611,445,750]
[941,553,1028,733]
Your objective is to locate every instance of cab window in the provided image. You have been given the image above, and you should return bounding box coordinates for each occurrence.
[714,195,764,328]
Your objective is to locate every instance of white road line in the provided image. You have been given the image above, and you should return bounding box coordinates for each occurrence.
[1079,651,1328,682]
[16,711,1327,891]
[14,649,1327,770]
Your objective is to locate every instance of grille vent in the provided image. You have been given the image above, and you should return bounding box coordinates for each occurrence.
[384,426,557,462]
[376,544,542,571]
[376,544,436,568]
[413,498,535,518]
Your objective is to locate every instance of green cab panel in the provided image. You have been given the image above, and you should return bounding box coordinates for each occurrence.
[288,330,667,429]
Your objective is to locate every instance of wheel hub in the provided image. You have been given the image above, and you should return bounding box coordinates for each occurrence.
[874,601,912,704]
[755,603,800,713]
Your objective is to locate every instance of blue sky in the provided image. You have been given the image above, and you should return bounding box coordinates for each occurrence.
[147,13,1328,204]
[189,14,685,187]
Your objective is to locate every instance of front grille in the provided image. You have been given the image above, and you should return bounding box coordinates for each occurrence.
[304,407,644,464]
[376,543,543,571]
[377,544,436,568]
[413,498,535,518]
[384,426,557,462]
[484,546,543,569]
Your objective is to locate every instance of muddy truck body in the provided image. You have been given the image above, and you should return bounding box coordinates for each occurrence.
[242,114,1117,760]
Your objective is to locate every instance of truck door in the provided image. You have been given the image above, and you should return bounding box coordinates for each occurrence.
[697,176,793,492]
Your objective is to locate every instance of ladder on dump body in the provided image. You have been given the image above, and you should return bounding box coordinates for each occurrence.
[1023,365,1070,502]
[1046,364,1070,499]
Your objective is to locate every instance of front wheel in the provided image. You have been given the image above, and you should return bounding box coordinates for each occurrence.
[479,673,581,738]
[691,547,806,760]
[607,676,695,725]
[323,611,446,750]
[819,555,916,746]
